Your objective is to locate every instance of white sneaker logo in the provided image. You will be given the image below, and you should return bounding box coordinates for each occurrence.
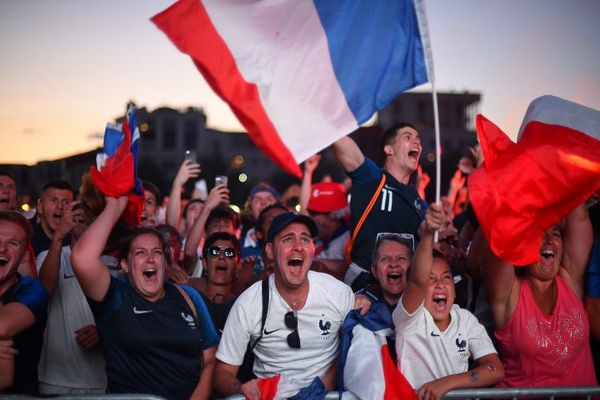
[133,307,153,315]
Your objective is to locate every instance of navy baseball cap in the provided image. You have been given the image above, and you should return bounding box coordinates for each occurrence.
[267,212,318,242]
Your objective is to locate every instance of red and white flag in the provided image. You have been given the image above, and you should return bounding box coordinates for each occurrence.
[469,95,600,266]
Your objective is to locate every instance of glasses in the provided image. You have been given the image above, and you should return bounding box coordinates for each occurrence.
[284,311,301,348]
[375,232,415,251]
[207,246,237,259]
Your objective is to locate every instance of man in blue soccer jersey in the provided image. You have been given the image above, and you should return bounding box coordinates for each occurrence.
[332,124,426,291]
[0,211,48,394]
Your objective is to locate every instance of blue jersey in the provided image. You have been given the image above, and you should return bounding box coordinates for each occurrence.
[89,277,219,400]
[348,158,426,271]
[0,275,48,394]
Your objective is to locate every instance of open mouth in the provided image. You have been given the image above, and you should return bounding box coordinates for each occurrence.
[432,293,447,310]
[142,268,157,279]
[215,265,228,274]
[387,272,403,283]
[408,148,420,159]
[51,213,62,224]
[0,257,8,267]
[288,257,303,267]
[540,249,555,265]
[0,198,8,205]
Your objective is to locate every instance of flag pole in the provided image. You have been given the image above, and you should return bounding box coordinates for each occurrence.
[415,0,441,241]
[431,79,441,242]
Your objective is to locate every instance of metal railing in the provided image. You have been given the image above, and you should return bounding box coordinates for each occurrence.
[2,387,598,400]
[220,386,600,399]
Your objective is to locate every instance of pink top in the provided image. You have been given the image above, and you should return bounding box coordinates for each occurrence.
[495,275,597,387]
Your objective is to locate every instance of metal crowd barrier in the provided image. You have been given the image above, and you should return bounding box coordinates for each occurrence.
[1,387,598,399]
[220,386,600,399]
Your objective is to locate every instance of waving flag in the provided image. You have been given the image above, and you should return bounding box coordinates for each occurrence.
[469,95,600,266]
[254,375,326,400]
[152,0,431,177]
[338,303,417,400]
[90,105,144,226]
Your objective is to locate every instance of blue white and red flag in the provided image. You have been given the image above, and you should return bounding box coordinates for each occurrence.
[90,105,144,226]
[152,0,431,176]
[254,375,326,400]
[338,303,417,400]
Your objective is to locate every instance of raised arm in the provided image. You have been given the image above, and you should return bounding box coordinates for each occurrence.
[183,184,229,264]
[402,203,444,313]
[166,160,201,231]
[300,154,320,214]
[71,196,127,301]
[560,203,593,295]
[331,136,365,173]
[480,230,518,329]
[38,200,81,295]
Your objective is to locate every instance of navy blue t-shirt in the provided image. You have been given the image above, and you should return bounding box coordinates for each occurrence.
[348,158,427,271]
[89,277,219,400]
[0,275,48,394]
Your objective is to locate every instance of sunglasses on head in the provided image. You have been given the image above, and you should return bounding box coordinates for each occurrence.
[207,246,237,259]
[284,311,301,349]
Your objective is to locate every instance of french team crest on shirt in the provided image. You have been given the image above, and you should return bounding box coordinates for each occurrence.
[319,314,331,337]
[414,199,423,216]
[455,335,467,354]
[181,312,196,329]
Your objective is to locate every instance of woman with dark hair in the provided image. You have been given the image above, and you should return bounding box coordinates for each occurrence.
[482,204,597,388]
[71,195,218,400]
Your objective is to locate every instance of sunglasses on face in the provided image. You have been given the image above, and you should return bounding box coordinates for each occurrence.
[207,246,237,259]
[284,311,301,349]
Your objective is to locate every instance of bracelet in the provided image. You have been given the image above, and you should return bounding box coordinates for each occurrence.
[354,288,379,303]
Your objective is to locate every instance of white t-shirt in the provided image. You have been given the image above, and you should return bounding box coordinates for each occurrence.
[392,300,496,390]
[36,246,107,390]
[216,271,354,382]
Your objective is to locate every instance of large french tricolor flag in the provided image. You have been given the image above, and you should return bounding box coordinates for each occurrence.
[338,303,417,400]
[152,0,431,176]
[469,95,600,266]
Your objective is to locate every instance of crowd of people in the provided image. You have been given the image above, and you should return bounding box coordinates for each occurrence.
[0,121,598,400]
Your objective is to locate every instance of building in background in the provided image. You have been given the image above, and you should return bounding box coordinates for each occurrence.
[1,91,480,206]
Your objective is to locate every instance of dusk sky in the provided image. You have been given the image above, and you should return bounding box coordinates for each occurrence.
[1,0,599,165]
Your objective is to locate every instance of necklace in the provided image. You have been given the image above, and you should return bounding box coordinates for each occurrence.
[290,291,309,310]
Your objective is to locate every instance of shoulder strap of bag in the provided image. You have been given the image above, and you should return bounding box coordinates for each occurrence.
[344,174,387,264]
[175,284,197,319]
[250,278,270,350]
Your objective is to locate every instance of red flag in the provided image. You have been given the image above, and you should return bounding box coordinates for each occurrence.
[469,95,600,266]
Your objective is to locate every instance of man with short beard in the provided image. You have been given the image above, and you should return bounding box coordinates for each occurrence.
[0,211,48,393]
[31,180,74,256]
[213,212,357,399]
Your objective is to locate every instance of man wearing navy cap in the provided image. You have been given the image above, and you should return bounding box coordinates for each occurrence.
[214,212,356,399]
